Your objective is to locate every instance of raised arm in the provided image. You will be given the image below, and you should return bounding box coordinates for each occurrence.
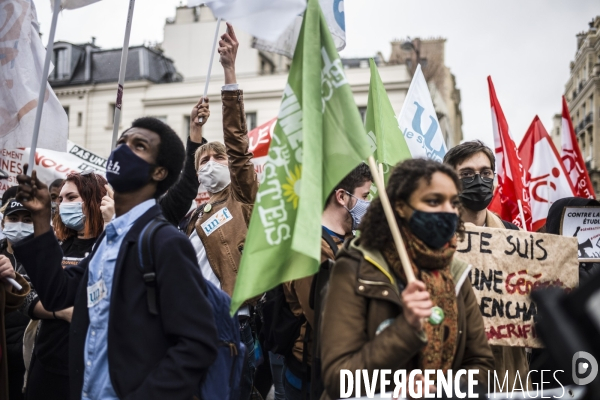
[219,23,258,204]
[158,99,209,225]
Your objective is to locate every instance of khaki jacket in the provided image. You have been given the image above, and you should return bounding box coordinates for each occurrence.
[320,239,494,399]
[187,90,258,298]
[483,210,531,391]
[283,234,344,366]
[1,273,29,400]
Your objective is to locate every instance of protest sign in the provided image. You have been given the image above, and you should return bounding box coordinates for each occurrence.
[456,225,578,347]
[195,118,275,205]
[560,206,600,260]
[0,142,107,201]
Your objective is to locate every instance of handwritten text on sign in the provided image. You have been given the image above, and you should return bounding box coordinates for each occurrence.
[456,226,578,348]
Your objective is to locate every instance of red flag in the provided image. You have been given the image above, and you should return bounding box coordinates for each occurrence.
[518,116,576,231]
[561,96,595,199]
[487,77,532,230]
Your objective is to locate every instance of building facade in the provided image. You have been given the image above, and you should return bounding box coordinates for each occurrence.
[558,16,600,195]
[50,6,463,158]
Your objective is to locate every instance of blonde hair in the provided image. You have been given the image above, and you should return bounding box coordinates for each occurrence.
[194,141,227,171]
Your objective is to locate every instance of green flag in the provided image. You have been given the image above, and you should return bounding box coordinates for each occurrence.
[230,0,372,313]
[365,58,411,193]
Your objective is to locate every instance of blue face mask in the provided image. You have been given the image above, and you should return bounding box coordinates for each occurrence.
[106,144,153,193]
[407,207,458,249]
[344,191,371,230]
[59,202,86,232]
[3,222,34,244]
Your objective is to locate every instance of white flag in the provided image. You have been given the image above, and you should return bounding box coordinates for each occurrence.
[252,0,346,58]
[0,0,67,152]
[188,0,306,42]
[51,0,102,10]
[397,64,447,162]
[0,140,107,199]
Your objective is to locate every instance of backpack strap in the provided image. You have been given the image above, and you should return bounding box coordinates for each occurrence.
[321,227,339,257]
[137,217,170,315]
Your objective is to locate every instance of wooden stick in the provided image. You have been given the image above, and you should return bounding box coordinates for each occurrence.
[517,199,527,230]
[199,17,222,124]
[378,162,384,184]
[367,156,415,283]
[110,0,136,150]
[27,0,61,172]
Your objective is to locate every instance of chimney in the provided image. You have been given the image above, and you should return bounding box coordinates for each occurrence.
[91,36,96,46]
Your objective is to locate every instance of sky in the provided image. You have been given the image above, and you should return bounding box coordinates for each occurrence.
[34,0,600,148]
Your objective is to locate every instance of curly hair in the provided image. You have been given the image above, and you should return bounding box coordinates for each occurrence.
[129,117,185,197]
[359,158,465,251]
[53,172,107,241]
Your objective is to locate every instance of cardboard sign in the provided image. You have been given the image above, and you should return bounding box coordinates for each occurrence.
[456,226,578,347]
[560,206,600,260]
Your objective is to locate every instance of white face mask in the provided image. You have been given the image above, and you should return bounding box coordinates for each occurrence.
[198,160,231,193]
[3,222,34,244]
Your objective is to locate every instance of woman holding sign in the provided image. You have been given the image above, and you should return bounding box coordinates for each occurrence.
[319,159,494,399]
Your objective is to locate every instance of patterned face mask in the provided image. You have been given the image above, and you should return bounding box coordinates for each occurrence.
[344,191,370,230]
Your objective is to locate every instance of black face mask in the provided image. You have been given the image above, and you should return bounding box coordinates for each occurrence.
[106,145,154,193]
[459,175,494,212]
[406,205,459,249]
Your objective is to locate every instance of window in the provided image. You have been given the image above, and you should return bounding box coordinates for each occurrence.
[154,116,168,123]
[63,106,70,120]
[588,132,593,160]
[77,112,82,127]
[246,112,257,131]
[53,48,69,80]
[358,106,367,124]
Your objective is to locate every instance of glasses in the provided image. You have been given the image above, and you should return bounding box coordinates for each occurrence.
[459,169,495,183]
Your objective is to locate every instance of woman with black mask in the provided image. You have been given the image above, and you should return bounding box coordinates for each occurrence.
[319,159,494,399]
[22,171,107,400]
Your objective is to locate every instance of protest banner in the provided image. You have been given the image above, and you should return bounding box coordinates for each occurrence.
[487,76,532,230]
[560,206,600,261]
[0,0,68,155]
[518,116,575,232]
[397,64,447,163]
[455,225,578,347]
[0,142,107,201]
[195,117,276,205]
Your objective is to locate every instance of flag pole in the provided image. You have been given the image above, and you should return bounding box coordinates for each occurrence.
[27,0,61,173]
[110,0,136,150]
[198,17,222,124]
[517,199,527,230]
[368,156,416,283]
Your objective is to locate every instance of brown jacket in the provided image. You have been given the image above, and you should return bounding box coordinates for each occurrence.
[1,273,30,400]
[483,210,531,391]
[283,233,344,365]
[186,90,258,298]
[320,238,494,399]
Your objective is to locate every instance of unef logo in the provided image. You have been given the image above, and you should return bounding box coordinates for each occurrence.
[201,208,233,237]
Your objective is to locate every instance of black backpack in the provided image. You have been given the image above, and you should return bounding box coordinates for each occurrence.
[259,285,305,358]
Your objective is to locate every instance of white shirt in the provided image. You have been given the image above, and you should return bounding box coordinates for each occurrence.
[189,230,221,290]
